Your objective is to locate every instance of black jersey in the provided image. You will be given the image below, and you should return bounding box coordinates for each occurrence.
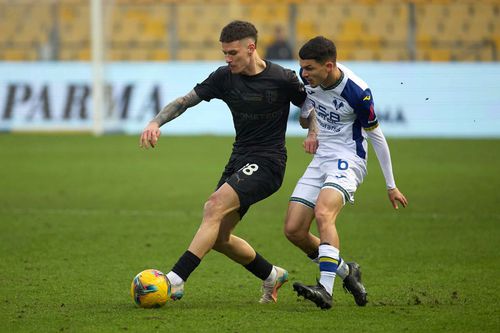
[194,61,306,156]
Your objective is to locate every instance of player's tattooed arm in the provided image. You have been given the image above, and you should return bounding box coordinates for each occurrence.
[140,90,202,149]
[307,109,319,137]
[151,89,202,126]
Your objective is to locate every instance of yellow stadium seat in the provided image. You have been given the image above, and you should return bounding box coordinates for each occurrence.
[150,49,170,61]
[1,0,499,62]
[3,49,37,61]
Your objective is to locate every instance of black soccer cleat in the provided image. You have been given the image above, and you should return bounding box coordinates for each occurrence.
[342,262,368,306]
[293,281,332,310]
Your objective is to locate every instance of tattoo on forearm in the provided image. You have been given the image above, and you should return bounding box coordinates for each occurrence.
[152,90,202,126]
[308,110,319,135]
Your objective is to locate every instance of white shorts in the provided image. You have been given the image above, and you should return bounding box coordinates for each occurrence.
[290,156,366,208]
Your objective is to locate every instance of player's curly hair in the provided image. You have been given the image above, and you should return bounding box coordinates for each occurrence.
[219,20,258,46]
[299,36,337,64]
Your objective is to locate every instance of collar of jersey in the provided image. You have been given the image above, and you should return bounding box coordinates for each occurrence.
[320,68,344,91]
[240,60,270,78]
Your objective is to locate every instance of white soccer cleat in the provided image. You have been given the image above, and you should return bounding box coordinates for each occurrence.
[167,279,185,301]
[259,266,289,303]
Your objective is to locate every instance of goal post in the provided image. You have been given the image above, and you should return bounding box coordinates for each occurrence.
[90,0,105,136]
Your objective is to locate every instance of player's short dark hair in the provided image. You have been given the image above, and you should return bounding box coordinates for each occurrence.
[299,36,337,63]
[219,20,258,46]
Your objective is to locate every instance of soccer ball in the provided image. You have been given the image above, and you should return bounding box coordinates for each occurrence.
[131,269,170,308]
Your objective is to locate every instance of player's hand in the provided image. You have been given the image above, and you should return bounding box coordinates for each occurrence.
[388,187,408,209]
[140,122,161,149]
[303,133,318,154]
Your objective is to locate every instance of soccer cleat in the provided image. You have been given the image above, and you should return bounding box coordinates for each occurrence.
[167,278,185,301]
[259,266,289,303]
[342,262,367,306]
[293,281,332,309]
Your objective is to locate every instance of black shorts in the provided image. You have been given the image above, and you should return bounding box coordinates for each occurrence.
[216,152,286,218]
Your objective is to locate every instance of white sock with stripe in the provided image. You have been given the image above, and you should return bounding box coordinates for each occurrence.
[336,258,350,279]
[310,252,349,279]
[318,243,340,295]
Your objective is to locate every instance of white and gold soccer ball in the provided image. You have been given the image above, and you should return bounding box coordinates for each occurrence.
[130,269,170,308]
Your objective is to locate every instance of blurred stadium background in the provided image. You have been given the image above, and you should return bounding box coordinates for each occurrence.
[0,0,499,137]
[1,0,499,62]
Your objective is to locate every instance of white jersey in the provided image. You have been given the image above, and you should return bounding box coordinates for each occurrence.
[302,63,379,163]
[291,63,396,207]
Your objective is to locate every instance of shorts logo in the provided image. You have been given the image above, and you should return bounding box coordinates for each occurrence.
[234,173,244,184]
[363,95,371,101]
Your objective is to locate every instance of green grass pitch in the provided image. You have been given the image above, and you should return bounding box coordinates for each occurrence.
[0,134,499,332]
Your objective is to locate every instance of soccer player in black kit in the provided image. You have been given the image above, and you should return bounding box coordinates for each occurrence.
[139,20,306,303]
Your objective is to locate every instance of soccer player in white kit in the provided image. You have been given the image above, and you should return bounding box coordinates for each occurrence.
[287,36,408,309]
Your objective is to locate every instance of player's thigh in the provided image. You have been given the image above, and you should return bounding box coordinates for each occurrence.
[284,201,315,236]
[205,182,241,218]
[315,188,345,223]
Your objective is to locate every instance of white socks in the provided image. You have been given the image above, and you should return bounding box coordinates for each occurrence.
[318,244,340,295]
[264,266,277,283]
[166,271,184,285]
[336,259,350,279]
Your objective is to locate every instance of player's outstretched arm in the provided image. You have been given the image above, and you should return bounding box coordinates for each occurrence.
[366,125,408,209]
[139,89,202,149]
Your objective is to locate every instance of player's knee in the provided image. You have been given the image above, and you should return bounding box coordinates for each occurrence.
[314,206,334,226]
[284,222,306,243]
[203,193,226,220]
